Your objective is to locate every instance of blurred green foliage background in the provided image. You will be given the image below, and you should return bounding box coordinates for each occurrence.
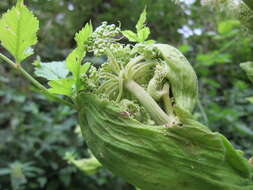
[0,0,253,189]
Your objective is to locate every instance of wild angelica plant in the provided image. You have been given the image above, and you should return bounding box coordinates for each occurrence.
[0,1,253,190]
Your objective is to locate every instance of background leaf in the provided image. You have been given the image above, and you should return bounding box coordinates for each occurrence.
[10,162,27,190]
[246,96,253,103]
[240,62,253,83]
[218,20,240,34]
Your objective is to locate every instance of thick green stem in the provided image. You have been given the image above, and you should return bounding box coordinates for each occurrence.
[124,80,176,125]
[0,53,75,109]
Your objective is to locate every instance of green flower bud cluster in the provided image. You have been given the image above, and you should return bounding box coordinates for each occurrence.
[109,44,133,66]
[81,65,100,92]
[132,43,158,59]
[86,22,121,56]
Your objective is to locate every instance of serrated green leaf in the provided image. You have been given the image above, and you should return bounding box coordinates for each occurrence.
[240,61,253,83]
[137,27,150,42]
[34,61,69,80]
[136,8,147,31]
[121,30,139,42]
[75,23,92,48]
[66,48,85,80]
[66,23,92,82]
[48,78,75,97]
[0,1,39,63]
[123,8,151,43]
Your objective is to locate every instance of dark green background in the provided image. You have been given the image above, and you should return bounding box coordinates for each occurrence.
[0,0,253,189]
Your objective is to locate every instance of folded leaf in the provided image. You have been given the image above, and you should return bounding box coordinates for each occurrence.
[155,44,198,113]
[77,93,253,190]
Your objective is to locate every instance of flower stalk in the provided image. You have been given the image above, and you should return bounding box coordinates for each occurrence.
[124,79,177,126]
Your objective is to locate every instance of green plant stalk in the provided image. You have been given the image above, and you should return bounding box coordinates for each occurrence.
[0,53,75,109]
[124,79,176,125]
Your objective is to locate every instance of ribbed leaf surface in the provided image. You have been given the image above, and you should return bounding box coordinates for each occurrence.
[78,93,253,190]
